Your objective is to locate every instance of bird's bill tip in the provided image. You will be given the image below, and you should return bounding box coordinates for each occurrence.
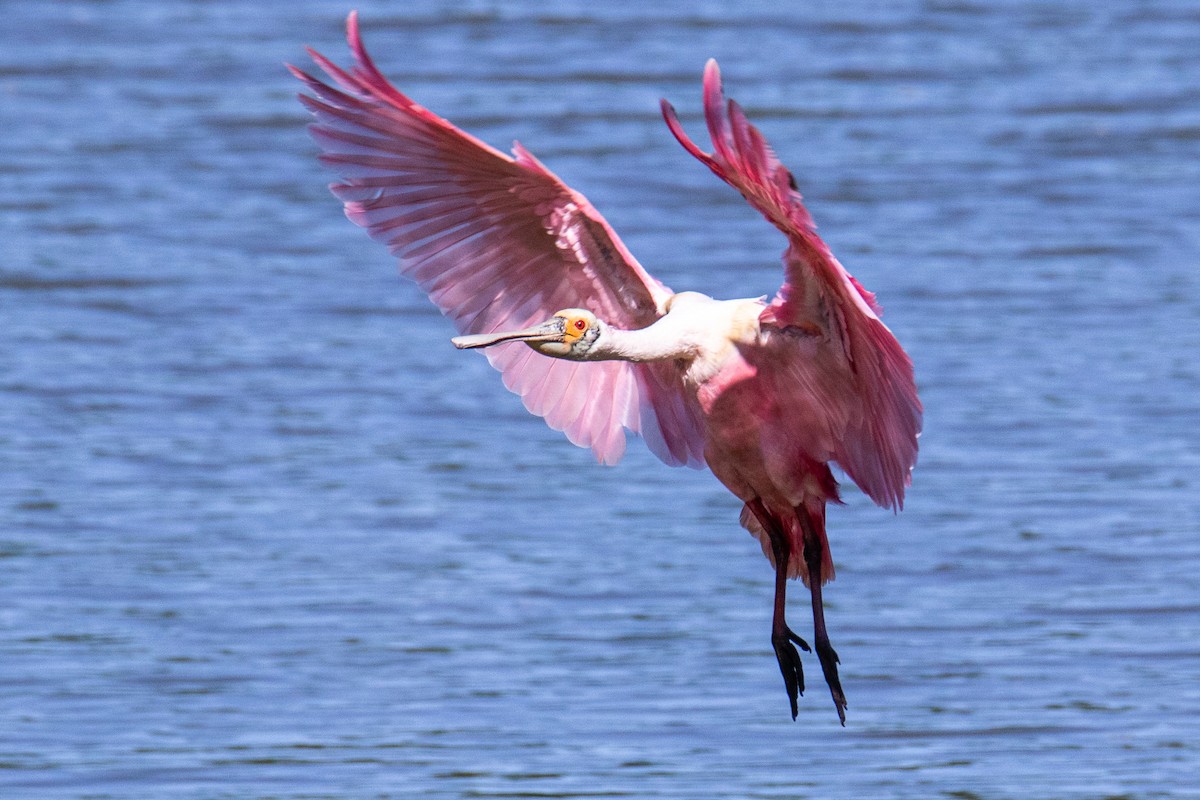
[452,332,510,349]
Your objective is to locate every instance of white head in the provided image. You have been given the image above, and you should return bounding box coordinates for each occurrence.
[452,308,604,360]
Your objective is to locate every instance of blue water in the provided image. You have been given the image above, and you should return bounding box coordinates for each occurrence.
[3,1,1199,797]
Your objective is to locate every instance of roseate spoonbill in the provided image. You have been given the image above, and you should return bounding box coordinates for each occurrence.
[291,13,921,724]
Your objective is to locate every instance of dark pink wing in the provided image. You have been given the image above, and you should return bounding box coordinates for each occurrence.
[291,13,705,468]
[662,60,921,508]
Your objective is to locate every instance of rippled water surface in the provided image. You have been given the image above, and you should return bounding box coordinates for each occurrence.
[3,1,1199,798]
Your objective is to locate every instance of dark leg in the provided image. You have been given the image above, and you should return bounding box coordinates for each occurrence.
[748,499,810,720]
[797,509,847,725]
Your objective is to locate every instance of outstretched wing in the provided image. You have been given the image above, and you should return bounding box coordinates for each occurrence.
[661,60,921,508]
[291,13,705,468]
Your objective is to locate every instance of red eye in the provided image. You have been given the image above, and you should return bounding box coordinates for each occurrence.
[574,319,586,331]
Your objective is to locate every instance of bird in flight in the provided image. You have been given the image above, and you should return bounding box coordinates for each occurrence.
[292,12,921,723]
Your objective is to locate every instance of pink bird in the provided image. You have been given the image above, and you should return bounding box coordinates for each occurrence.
[292,12,921,723]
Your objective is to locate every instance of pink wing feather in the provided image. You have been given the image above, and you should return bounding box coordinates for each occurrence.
[291,13,705,468]
[662,60,921,509]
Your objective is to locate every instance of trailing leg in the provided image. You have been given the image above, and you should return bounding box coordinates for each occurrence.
[797,505,847,724]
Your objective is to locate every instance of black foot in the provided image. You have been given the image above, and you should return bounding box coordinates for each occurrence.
[771,626,811,720]
[815,637,847,725]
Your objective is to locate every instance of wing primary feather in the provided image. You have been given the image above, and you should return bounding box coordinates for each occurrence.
[661,57,921,504]
[294,14,706,468]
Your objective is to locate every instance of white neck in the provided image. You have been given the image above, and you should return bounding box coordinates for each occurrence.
[587,322,694,362]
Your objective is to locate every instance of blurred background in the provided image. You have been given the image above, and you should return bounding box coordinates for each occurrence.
[2,1,1198,797]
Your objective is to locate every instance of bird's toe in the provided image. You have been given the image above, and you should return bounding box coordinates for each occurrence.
[815,638,847,725]
[771,632,806,720]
